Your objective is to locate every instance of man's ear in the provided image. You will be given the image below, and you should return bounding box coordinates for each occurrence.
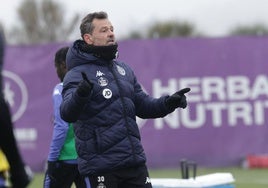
[83,34,93,44]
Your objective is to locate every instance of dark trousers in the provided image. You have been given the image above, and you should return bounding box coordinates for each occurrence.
[85,164,152,188]
[0,98,30,187]
[44,162,86,188]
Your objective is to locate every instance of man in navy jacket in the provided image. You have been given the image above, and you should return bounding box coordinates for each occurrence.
[60,11,190,188]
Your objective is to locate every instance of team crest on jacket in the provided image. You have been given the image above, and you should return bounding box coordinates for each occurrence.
[116,65,125,76]
[98,77,108,86]
[102,88,112,99]
[97,183,106,188]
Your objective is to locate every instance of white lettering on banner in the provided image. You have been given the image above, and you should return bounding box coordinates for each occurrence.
[227,76,250,100]
[205,102,227,127]
[254,101,267,125]
[14,128,37,141]
[251,75,268,99]
[202,77,226,101]
[151,75,268,129]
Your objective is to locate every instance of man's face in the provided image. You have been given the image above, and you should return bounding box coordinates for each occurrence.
[85,18,116,46]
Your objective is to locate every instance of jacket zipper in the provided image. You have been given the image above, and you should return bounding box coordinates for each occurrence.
[109,62,137,162]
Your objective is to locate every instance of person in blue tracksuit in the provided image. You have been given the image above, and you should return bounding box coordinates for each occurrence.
[60,11,190,188]
[44,46,86,188]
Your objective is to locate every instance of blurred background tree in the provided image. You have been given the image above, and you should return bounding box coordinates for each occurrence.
[6,0,80,44]
[228,24,268,36]
[146,20,200,38]
[126,20,202,40]
[4,0,268,44]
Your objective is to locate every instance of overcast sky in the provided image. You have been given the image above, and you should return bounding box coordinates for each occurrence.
[1,0,268,39]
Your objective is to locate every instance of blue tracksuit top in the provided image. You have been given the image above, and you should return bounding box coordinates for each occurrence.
[47,83,77,163]
[60,40,174,176]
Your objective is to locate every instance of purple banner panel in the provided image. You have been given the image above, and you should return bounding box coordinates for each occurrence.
[118,37,268,169]
[3,42,69,172]
[3,37,268,172]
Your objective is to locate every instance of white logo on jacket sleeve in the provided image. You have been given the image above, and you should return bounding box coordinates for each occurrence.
[102,88,112,99]
[116,65,126,76]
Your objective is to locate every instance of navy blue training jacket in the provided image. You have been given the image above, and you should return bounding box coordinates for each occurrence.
[60,40,174,176]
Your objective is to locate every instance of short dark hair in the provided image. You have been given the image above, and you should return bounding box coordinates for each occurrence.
[80,11,108,38]
[54,46,69,66]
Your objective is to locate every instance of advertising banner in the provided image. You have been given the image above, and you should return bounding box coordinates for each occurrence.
[3,37,268,171]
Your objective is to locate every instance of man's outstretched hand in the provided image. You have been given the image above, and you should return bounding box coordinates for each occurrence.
[76,72,93,97]
[165,88,191,109]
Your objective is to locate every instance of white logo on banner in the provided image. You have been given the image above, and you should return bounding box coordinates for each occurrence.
[3,70,28,122]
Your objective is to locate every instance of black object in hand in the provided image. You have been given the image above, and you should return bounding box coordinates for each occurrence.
[76,72,93,97]
[166,88,191,109]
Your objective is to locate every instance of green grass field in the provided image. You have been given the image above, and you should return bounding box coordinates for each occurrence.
[27,167,268,188]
